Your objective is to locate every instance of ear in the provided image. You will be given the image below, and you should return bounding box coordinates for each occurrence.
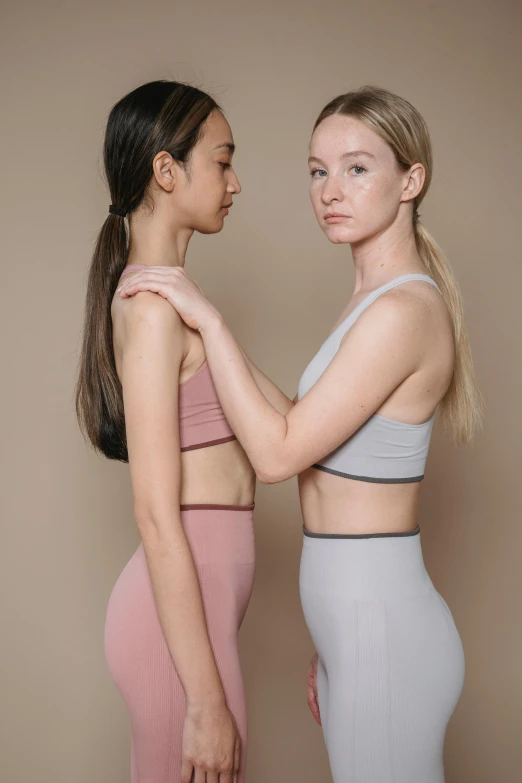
[400,162,425,204]
[152,151,180,194]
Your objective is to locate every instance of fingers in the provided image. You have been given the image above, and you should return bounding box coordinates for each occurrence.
[307,690,322,725]
[307,658,322,726]
[181,758,194,783]
[118,280,166,298]
[193,767,206,783]
[118,266,187,290]
[307,677,319,723]
[118,277,189,301]
[234,736,241,775]
[206,772,220,783]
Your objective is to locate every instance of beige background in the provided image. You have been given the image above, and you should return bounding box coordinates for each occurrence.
[2,0,521,781]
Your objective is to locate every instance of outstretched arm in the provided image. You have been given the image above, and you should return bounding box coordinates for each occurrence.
[118,268,428,484]
[239,346,295,414]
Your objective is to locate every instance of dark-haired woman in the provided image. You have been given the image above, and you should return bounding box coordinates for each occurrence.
[117,86,483,782]
[76,81,287,783]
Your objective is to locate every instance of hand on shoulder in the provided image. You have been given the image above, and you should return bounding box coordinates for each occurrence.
[120,289,184,333]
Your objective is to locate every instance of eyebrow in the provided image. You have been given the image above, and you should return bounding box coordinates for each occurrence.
[308,150,375,164]
[213,142,235,153]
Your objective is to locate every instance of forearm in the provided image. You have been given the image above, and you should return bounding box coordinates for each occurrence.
[239,347,295,415]
[200,314,289,481]
[137,516,225,709]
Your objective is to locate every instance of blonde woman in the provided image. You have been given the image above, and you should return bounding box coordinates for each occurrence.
[118,86,483,782]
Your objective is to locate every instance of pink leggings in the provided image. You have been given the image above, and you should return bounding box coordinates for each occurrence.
[104,505,256,783]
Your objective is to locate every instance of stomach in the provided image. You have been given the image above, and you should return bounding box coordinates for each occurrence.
[179,438,256,507]
[298,466,421,536]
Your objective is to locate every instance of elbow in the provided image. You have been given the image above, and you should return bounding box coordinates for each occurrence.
[133,505,178,543]
[255,462,291,485]
[134,510,159,542]
[255,467,276,485]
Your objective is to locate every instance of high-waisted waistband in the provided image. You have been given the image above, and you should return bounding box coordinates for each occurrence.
[178,503,255,566]
[303,524,420,539]
[180,503,255,512]
[300,525,433,600]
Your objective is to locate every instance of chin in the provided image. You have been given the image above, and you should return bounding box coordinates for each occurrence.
[195,216,225,235]
[323,225,355,245]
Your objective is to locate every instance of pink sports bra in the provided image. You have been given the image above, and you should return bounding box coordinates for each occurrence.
[120,264,237,452]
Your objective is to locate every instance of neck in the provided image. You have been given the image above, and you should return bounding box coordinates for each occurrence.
[350,215,426,293]
[127,205,193,268]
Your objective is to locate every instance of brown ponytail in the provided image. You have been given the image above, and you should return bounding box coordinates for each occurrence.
[76,212,128,460]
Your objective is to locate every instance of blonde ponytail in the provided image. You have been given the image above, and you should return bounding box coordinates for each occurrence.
[414,218,484,445]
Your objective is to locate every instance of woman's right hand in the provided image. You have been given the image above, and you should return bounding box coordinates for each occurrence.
[117,266,220,334]
[181,701,241,783]
[307,651,322,726]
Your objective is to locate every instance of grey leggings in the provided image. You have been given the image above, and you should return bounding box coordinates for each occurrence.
[299,526,465,783]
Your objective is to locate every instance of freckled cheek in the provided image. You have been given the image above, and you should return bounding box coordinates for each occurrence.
[309,185,322,214]
[348,180,376,216]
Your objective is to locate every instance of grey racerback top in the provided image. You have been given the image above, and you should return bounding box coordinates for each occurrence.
[297,274,442,483]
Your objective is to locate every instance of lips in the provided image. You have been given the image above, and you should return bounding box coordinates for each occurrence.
[325,213,349,223]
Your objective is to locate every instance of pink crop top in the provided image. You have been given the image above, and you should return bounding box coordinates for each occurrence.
[178,359,236,451]
[120,264,237,452]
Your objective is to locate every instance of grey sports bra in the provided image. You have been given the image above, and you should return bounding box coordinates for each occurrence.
[297,274,442,483]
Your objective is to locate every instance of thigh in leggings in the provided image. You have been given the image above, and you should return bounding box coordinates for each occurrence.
[300,527,465,783]
[105,505,256,783]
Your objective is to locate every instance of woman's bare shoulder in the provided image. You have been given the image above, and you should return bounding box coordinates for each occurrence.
[112,290,183,335]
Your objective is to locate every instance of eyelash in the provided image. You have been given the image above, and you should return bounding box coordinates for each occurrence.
[220,162,231,170]
[309,164,367,178]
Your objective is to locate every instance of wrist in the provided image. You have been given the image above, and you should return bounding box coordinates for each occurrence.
[186,689,227,715]
[198,306,225,336]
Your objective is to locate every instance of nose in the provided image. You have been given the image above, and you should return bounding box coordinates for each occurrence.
[320,174,343,205]
[228,168,241,195]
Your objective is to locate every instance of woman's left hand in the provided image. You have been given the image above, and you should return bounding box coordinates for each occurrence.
[117,266,220,332]
[307,651,322,726]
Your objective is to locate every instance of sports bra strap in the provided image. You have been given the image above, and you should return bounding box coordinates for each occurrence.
[333,274,441,342]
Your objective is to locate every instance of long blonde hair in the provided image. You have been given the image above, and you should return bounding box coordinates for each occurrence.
[314,86,484,445]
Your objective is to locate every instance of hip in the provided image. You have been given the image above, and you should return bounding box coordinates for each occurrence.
[107,505,256,623]
[299,525,465,679]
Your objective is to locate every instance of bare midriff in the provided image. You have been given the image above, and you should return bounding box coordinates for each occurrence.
[298,466,421,536]
[177,337,256,506]
[180,438,256,507]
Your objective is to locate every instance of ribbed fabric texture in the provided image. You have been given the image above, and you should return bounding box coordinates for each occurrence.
[105,507,256,783]
[299,530,465,782]
[178,360,236,451]
[313,412,435,482]
[297,275,441,482]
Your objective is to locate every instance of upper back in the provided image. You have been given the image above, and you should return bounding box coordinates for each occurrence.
[297,274,447,483]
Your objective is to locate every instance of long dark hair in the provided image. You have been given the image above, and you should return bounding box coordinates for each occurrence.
[76,81,220,461]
